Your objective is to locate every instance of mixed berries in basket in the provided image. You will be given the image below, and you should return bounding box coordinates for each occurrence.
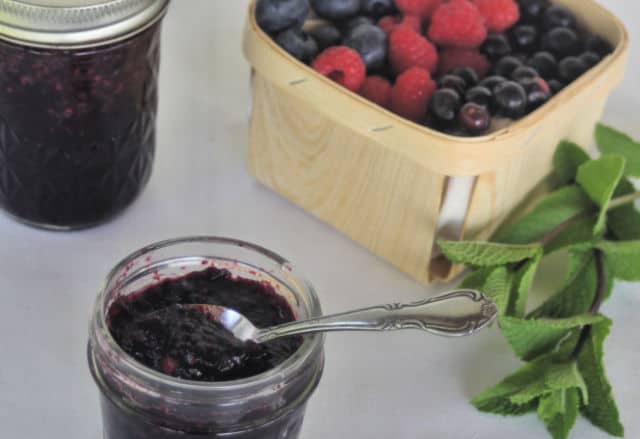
[256,0,614,136]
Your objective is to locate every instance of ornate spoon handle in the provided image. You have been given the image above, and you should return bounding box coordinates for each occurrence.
[256,289,497,343]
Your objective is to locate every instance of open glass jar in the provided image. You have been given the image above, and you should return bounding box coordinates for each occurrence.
[88,237,325,439]
[0,0,170,229]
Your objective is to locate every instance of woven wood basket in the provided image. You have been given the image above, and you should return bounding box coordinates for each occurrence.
[243,0,629,285]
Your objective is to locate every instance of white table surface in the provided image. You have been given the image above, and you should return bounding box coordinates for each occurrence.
[1,1,639,438]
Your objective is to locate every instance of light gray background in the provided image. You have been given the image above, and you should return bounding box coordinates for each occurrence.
[0,1,638,438]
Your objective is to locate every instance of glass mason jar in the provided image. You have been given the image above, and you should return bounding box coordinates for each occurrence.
[0,0,170,229]
[88,237,325,439]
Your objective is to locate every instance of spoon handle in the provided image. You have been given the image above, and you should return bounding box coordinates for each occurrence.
[256,289,497,343]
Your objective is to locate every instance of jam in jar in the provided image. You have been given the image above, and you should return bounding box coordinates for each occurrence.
[0,0,170,229]
[88,237,325,439]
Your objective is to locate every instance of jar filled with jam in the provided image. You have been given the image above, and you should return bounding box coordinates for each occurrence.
[88,237,325,439]
[0,0,170,229]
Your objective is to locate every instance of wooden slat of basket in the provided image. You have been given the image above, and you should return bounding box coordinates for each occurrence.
[249,74,446,284]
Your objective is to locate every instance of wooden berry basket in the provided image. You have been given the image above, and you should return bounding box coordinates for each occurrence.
[242,0,629,285]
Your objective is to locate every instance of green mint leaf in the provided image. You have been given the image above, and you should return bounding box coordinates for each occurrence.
[529,249,597,319]
[473,358,588,417]
[509,361,586,405]
[577,317,624,437]
[508,253,541,317]
[544,215,597,254]
[596,123,640,177]
[493,186,593,246]
[500,314,604,361]
[460,266,517,316]
[472,396,538,416]
[608,178,640,240]
[460,267,494,290]
[538,388,580,439]
[482,266,514,316]
[538,388,565,420]
[576,155,626,235]
[438,240,542,267]
[553,141,591,185]
[544,362,588,404]
[596,240,640,281]
[472,359,547,416]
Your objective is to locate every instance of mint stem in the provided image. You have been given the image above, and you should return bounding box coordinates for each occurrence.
[571,250,606,359]
[538,191,640,249]
[539,213,589,248]
[607,191,640,211]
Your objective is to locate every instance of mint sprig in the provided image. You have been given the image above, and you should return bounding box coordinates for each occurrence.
[439,123,640,439]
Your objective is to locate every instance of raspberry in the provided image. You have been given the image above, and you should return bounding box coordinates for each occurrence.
[395,0,442,19]
[359,76,392,109]
[389,26,438,75]
[473,0,520,33]
[312,46,366,92]
[390,67,436,123]
[377,14,422,36]
[438,48,491,77]
[428,0,488,49]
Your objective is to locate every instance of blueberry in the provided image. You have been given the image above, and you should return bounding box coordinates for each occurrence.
[511,66,539,81]
[481,34,512,61]
[527,51,557,78]
[547,79,565,94]
[493,81,527,118]
[493,56,523,77]
[256,0,310,34]
[519,77,551,110]
[450,67,479,87]
[309,24,342,50]
[513,52,530,63]
[459,103,491,134]
[580,51,601,68]
[542,27,580,58]
[275,29,318,63]
[517,0,550,23]
[584,35,613,56]
[510,25,538,54]
[343,24,387,71]
[341,15,375,33]
[465,86,494,109]
[543,5,577,30]
[479,75,507,91]
[360,0,395,18]
[438,75,467,95]
[312,0,360,20]
[558,56,588,82]
[430,89,462,122]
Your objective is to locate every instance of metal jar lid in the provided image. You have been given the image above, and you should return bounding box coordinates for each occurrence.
[0,0,170,48]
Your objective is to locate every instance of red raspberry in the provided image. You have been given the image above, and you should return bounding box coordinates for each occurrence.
[312,46,366,92]
[391,67,436,123]
[535,77,550,94]
[395,0,443,19]
[389,26,438,75]
[473,0,520,33]
[428,0,488,49]
[377,14,422,36]
[360,76,392,109]
[438,48,491,77]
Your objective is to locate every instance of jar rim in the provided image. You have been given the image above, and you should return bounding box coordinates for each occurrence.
[0,0,170,48]
[91,236,325,394]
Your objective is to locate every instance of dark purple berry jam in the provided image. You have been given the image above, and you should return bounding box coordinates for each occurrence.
[107,266,303,382]
[0,24,161,229]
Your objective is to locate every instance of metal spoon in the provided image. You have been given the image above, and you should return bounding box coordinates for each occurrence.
[180,289,497,344]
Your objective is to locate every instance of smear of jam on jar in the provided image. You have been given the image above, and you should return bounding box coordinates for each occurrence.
[0,24,161,228]
[107,266,303,382]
